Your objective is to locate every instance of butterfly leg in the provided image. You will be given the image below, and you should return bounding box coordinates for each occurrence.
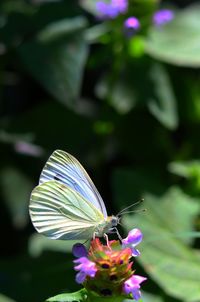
[112,227,122,241]
[93,231,98,240]
[103,233,112,249]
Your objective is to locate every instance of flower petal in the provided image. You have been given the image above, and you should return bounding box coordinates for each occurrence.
[76,271,86,284]
[123,274,147,298]
[130,247,140,257]
[73,256,97,283]
[153,9,174,26]
[132,288,141,300]
[122,229,143,255]
[124,17,140,30]
[131,275,147,286]
[96,0,128,19]
[72,243,87,258]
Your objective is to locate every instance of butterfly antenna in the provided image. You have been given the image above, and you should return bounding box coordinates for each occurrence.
[119,208,147,216]
[116,198,144,216]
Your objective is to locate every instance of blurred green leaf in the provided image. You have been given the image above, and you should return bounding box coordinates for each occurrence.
[5,102,96,152]
[46,290,131,302]
[96,73,137,114]
[0,253,76,302]
[1,0,36,15]
[169,160,200,192]
[0,294,16,302]
[96,62,178,128]
[0,130,34,144]
[147,64,178,130]
[79,0,98,15]
[46,289,87,302]
[141,291,164,302]
[145,5,200,67]
[38,17,87,42]
[85,24,110,43]
[28,234,85,257]
[123,187,200,301]
[112,167,166,208]
[0,167,33,229]
[128,36,145,58]
[168,160,200,179]
[19,17,88,108]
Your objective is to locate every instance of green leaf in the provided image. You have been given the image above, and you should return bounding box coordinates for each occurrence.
[147,63,178,130]
[0,253,76,302]
[46,289,87,302]
[0,130,34,144]
[168,160,200,179]
[168,160,200,192]
[112,167,166,208]
[0,294,16,302]
[38,18,87,42]
[141,291,164,302]
[79,0,99,15]
[145,5,200,67]
[19,17,88,108]
[46,289,133,302]
[85,24,110,43]
[28,234,85,257]
[0,167,33,228]
[123,187,200,301]
[96,77,137,114]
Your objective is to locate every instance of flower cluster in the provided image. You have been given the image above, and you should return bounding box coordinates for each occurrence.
[124,17,140,37]
[96,0,128,19]
[153,9,174,26]
[95,0,174,39]
[73,228,146,300]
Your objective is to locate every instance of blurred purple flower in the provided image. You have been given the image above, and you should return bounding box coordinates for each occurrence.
[96,1,118,19]
[96,0,128,19]
[14,141,44,157]
[74,257,97,284]
[112,0,128,13]
[124,17,140,30]
[72,243,88,258]
[153,9,174,26]
[124,16,140,37]
[122,228,143,256]
[123,275,147,300]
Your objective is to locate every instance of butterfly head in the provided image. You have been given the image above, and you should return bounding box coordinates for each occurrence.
[99,215,119,236]
[110,215,119,227]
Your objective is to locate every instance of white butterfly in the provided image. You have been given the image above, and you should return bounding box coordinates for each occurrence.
[29,150,119,240]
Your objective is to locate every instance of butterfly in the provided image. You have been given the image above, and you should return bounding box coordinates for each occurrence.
[29,150,120,240]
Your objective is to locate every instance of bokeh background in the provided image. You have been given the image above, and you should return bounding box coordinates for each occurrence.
[0,0,200,301]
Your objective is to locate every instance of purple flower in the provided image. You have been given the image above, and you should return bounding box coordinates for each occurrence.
[111,0,128,13]
[72,243,88,258]
[122,228,143,256]
[74,257,97,284]
[123,275,147,300]
[96,0,128,19]
[14,141,44,157]
[124,16,140,37]
[96,1,118,19]
[153,9,174,26]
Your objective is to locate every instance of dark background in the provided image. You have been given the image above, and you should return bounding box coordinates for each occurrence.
[0,0,200,301]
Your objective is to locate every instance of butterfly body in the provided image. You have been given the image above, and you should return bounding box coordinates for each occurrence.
[94,215,119,237]
[29,150,119,240]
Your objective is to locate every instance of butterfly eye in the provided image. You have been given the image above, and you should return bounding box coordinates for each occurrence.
[111,216,118,227]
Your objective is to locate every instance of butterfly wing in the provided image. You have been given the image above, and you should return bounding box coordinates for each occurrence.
[39,150,107,218]
[29,180,105,240]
